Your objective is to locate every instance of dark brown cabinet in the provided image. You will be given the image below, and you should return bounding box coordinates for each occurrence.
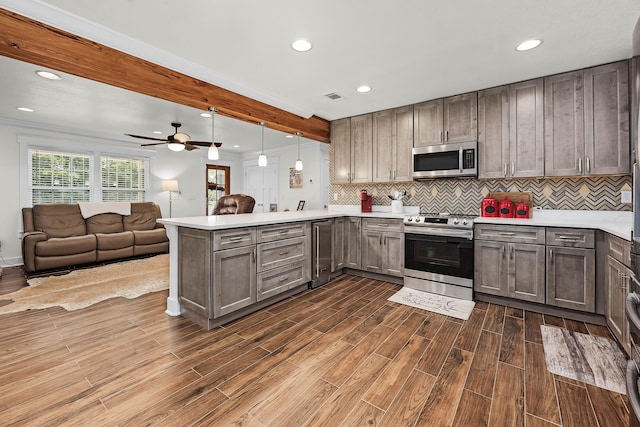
[414,92,477,147]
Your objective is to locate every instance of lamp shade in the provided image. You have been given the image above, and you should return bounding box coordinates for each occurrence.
[162,179,179,192]
[208,145,219,160]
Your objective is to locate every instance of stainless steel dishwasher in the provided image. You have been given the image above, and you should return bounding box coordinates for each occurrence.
[311,220,333,288]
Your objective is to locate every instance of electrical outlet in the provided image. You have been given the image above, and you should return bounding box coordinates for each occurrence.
[333,193,339,201]
[621,190,632,204]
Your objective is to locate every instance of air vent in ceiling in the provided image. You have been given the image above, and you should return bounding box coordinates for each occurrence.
[325,92,345,101]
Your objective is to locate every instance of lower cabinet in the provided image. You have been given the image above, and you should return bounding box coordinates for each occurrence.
[474,239,546,303]
[334,216,362,270]
[362,218,403,277]
[213,245,257,317]
[606,234,632,353]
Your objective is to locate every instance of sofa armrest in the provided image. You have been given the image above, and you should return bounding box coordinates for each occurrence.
[22,231,48,272]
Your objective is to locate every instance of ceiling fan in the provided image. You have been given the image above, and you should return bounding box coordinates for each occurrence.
[126,122,222,152]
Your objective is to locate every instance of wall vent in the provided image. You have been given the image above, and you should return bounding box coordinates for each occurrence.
[324,92,345,101]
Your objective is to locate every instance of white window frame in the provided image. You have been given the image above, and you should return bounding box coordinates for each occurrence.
[19,134,154,208]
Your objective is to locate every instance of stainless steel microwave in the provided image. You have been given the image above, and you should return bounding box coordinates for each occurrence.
[412,140,477,179]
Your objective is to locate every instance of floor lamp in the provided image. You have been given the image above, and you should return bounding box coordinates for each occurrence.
[162,179,180,217]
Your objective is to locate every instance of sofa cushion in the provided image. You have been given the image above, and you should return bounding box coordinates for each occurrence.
[86,213,124,234]
[33,204,87,238]
[124,202,158,231]
[96,231,134,250]
[35,234,96,257]
[132,228,169,245]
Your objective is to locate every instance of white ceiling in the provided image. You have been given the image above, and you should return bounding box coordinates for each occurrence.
[1,0,640,151]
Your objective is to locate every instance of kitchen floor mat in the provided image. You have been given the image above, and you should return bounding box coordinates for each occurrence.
[540,325,627,394]
[388,287,475,320]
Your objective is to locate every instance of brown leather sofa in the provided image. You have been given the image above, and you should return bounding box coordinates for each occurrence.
[212,194,256,215]
[22,202,169,273]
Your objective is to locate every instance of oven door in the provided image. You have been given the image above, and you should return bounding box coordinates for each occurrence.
[404,232,473,280]
[627,288,640,427]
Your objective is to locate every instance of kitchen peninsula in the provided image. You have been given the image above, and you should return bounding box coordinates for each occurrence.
[158,208,413,329]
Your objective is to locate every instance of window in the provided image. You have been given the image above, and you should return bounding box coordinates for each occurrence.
[22,136,152,207]
[101,156,146,202]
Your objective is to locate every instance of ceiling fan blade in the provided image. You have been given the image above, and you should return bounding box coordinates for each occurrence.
[189,140,223,147]
[184,144,199,151]
[140,142,169,147]
[125,134,168,142]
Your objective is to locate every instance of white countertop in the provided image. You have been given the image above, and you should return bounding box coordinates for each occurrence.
[474,210,633,241]
[159,207,633,241]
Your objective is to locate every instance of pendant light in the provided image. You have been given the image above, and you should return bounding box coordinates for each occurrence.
[208,107,219,160]
[295,132,303,171]
[258,122,267,167]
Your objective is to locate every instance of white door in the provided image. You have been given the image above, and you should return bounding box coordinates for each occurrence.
[245,163,278,213]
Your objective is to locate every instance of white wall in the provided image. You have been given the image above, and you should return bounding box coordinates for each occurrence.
[0,122,329,265]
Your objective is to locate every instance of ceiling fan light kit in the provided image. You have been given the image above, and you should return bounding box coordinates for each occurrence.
[127,119,222,154]
[167,142,185,152]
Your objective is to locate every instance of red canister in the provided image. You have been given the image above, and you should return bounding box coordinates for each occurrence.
[515,203,530,219]
[481,196,498,217]
[499,199,514,218]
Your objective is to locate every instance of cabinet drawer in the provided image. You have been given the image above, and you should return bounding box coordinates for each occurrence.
[257,222,307,243]
[257,236,306,272]
[475,224,545,244]
[213,227,256,251]
[546,228,594,249]
[362,218,404,232]
[257,261,307,301]
[607,233,631,267]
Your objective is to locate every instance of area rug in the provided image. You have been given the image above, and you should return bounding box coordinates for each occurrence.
[388,287,475,320]
[0,254,169,314]
[540,325,627,394]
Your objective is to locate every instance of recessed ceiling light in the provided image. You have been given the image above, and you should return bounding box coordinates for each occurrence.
[291,39,312,52]
[152,130,163,134]
[356,85,372,93]
[17,107,34,112]
[36,70,62,80]
[516,39,542,52]
[200,112,212,118]
[233,145,240,148]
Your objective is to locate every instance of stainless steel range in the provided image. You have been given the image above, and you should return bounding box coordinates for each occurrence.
[403,213,474,300]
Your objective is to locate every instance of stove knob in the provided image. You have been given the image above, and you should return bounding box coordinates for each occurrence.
[415,217,421,223]
[453,218,459,225]
[462,219,468,225]
[406,217,412,222]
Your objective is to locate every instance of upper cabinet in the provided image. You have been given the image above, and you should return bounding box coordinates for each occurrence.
[478,79,544,178]
[330,118,351,184]
[414,92,477,147]
[544,61,629,177]
[373,105,414,182]
[330,114,373,184]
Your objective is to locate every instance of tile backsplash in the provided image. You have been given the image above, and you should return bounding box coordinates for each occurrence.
[329,175,632,215]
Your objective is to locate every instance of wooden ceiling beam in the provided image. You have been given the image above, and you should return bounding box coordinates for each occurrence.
[0,9,330,143]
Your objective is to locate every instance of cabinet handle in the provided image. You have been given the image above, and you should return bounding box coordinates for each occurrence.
[445,130,449,141]
[586,156,591,173]
[389,170,392,180]
[279,276,290,283]
[502,245,506,258]
[393,170,396,180]
[504,162,508,177]
[549,249,553,263]
[578,158,583,174]
[279,230,290,234]
[510,245,514,260]
[439,131,443,142]
[279,251,290,256]
[498,232,516,236]
[511,162,515,176]
[229,236,244,242]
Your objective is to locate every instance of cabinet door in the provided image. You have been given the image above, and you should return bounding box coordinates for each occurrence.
[393,105,414,182]
[344,217,362,269]
[584,61,630,175]
[606,256,627,348]
[330,118,351,184]
[509,79,544,177]
[384,232,404,277]
[478,86,510,179]
[213,246,257,317]
[508,243,546,303]
[333,217,346,271]
[474,240,508,296]
[544,71,585,177]
[372,109,394,182]
[546,246,595,312]
[362,230,383,274]
[178,228,212,318]
[443,92,477,143]
[414,99,444,147]
[350,114,373,183]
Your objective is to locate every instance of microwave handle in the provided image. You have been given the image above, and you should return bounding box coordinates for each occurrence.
[459,148,463,173]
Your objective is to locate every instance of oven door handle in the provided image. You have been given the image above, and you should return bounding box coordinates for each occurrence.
[405,227,473,240]
[627,360,640,419]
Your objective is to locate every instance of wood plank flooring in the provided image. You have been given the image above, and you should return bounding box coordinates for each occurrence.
[0,268,631,426]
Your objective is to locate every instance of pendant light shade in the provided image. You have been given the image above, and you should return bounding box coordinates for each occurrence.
[295,132,303,171]
[208,108,219,160]
[258,122,267,167]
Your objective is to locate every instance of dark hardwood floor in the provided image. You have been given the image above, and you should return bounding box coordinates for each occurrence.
[0,266,630,426]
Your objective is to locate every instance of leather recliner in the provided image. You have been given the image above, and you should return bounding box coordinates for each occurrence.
[212,194,256,215]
